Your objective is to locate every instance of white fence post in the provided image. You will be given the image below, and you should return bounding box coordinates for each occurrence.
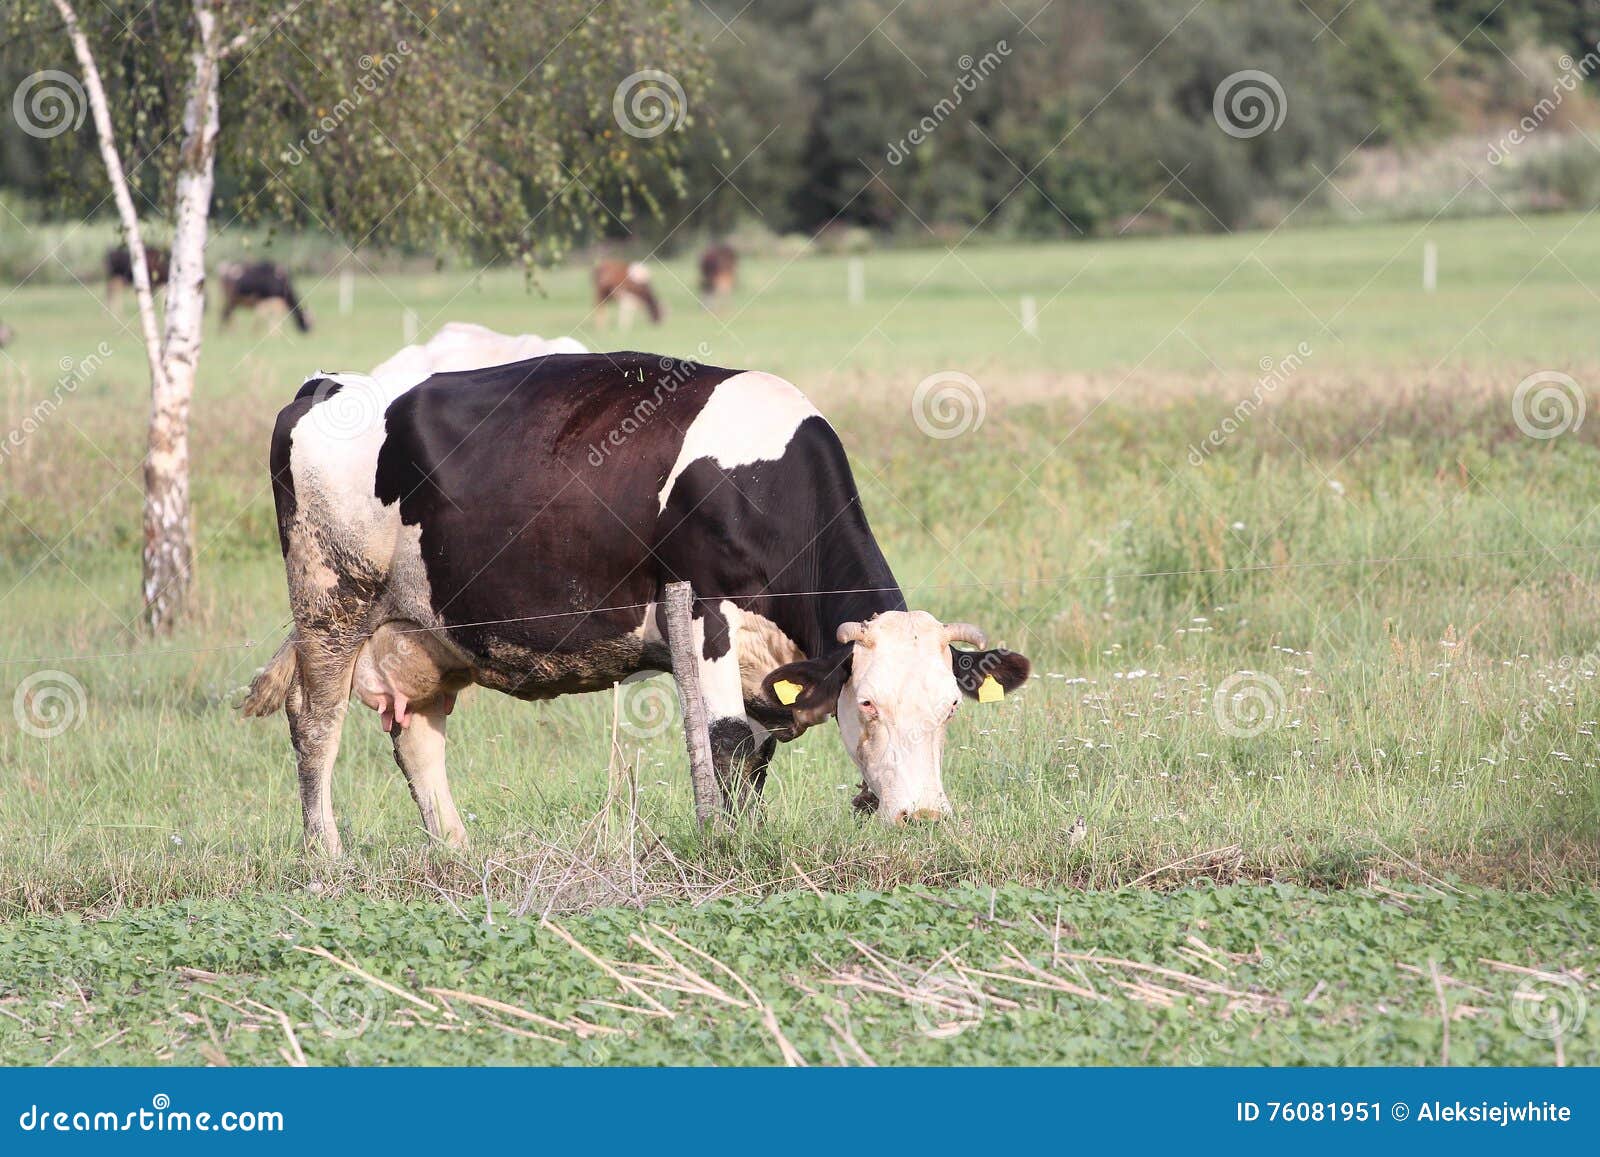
[847,257,865,306]
[402,307,418,344]
[1021,294,1039,336]
[1422,241,1437,293]
[339,268,355,317]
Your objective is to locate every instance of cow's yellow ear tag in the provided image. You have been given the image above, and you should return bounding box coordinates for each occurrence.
[978,675,1004,703]
[773,679,802,705]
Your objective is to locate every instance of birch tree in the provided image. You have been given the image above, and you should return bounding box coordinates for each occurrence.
[8,0,701,632]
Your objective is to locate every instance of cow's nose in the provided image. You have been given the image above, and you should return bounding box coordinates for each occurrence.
[889,807,944,824]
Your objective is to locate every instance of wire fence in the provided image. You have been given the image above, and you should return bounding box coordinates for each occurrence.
[3,542,1596,670]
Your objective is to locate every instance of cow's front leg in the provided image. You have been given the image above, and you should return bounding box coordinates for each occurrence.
[676,600,766,817]
[709,722,775,812]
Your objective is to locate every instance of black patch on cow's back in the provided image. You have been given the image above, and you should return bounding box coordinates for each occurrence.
[371,352,740,665]
[293,376,340,402]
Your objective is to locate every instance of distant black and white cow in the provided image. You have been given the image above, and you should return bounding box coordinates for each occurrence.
[219,261,312,332]
[105,245,170,306]
[243,354,1029,853]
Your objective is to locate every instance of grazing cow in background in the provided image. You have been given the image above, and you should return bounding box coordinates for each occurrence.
[0,320,13,348]
[699,242,737,308]
[219,261,312,333]
[105,245,170,307]
[243,353,1029,853]
[369,321,588,392]
[593,259,663,329]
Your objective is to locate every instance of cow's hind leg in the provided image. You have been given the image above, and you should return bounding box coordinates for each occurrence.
[285,634,359,856]
[391,704,467,847]
[354,622,472,846]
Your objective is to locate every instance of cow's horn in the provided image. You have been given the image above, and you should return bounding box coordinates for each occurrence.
[943,622,986,648]
[836,622,868,645]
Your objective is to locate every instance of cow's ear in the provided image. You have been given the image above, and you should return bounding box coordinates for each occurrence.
[762,647,853,729]
[952,647,1031,701]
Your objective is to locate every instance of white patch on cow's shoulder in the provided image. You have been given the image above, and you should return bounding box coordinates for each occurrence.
[658,372,822,511]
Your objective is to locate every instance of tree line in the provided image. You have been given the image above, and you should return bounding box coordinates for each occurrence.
[6,1,1597,252]
[0,0,1595,632]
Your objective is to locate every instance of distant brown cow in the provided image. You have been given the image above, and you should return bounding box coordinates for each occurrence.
[593,259,663,329]
[105,245,170,307]
[218,261,312,333]
[699,242,737,307]
[0,320,13,349]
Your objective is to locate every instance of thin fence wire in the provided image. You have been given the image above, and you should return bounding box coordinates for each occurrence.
[3,542,1595,670]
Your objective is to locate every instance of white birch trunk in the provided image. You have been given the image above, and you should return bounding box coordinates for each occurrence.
[49,0,166,398]
[143,0,222,632]
[51,0,221,632]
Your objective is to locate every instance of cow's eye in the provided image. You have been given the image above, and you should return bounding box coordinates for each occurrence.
[857,698,876,715]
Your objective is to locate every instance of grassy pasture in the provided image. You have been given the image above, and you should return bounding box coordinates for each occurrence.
[0,213,1597,1064]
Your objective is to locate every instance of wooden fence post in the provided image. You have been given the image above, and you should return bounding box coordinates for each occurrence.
[664,581,721,825]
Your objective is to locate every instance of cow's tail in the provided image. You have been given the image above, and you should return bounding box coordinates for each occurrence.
[240,632,299,716]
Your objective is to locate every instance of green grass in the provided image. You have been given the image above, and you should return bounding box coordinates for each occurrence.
[0,883,1593,1066]
[0,214,1598,1063]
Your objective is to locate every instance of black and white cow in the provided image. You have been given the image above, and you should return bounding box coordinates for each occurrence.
[243,354,1029,854]
[219,261,312,332]
[369,321,588,392]
[105,244,170,306]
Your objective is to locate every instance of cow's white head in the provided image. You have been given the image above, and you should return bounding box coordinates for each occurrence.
[762,610,1030,824]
